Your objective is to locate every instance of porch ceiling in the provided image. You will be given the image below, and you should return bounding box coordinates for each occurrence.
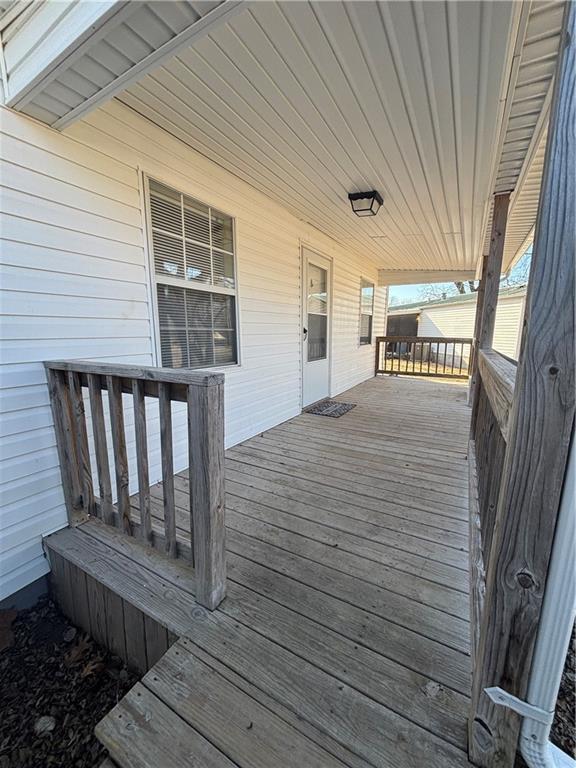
[4,1,564,276]
[117,1,520,273]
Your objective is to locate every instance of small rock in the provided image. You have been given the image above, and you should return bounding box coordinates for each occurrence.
[34,715,56,735]
[63,626,77,643]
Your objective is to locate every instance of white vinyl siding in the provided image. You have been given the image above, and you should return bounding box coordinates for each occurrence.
[0,100,385,600]
[417,294,525,361]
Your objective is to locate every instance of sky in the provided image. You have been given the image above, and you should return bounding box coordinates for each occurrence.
[388,246,532,306]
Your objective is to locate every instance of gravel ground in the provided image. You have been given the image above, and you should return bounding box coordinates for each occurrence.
[0,597,138,768]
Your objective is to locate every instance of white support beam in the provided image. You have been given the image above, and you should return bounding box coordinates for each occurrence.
[378,269,477,287]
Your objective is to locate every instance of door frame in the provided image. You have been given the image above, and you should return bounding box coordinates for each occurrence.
[300,244,333,408]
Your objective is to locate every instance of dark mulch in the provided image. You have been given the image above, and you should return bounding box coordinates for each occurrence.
[0,596,138,768]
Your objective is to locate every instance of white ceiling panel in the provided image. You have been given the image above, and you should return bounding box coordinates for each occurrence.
[117,0,523,272]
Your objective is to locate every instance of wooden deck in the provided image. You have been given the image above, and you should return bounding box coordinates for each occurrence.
[47,375,473,768]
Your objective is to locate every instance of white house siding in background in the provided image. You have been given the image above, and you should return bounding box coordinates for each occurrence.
[0,101,387,599]
[417,293,525,360]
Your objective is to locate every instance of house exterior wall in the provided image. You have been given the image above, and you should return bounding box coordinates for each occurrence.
[417,294,525,360]
[0,102,387,599]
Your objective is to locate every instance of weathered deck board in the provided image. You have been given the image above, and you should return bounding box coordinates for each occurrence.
[48,376,473,767]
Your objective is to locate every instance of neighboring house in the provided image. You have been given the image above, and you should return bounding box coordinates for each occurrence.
[388,286,527,361]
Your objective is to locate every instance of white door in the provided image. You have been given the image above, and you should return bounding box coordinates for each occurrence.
[302,248,331,407]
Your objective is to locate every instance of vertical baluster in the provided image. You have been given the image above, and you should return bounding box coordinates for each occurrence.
[107,376,131,534]
[68,371,95,517]
[459,344,464,375]
[442,342,448,375]
[435,343,439,375]
[133,379,152,546]
[87,373,114,525]
[451,342,456,376]
[45,367,82,522]
[188,378,226,610]
[158,382,176,558]
[412,342,415,373]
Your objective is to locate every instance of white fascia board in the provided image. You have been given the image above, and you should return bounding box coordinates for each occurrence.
[6,1,132,109]
[52,0,248,130]
[378,270,477,287]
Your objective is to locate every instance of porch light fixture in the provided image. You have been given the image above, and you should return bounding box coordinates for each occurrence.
[348,190,383,217]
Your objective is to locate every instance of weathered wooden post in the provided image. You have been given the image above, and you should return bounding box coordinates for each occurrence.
[469,3,575,765]
[188,373,227,610]
[469,192,510,425]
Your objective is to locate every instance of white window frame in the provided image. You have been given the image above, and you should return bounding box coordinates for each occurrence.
[143,173,241,370]
[359,277,375,346]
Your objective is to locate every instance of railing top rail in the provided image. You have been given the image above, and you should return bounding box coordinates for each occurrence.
[477,348,517,441]
[44,360,224,388]
[376,335,474,344]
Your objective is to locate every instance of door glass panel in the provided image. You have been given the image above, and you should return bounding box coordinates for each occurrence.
[307,263,327,362]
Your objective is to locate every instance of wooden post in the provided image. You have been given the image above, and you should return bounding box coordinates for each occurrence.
[132,379,152,545]
[470,192,510,431]
[467,253,488,405]
[87,373,114,524]
[469,3,575,765]
[45,366,84,523]
[188,376,226,610]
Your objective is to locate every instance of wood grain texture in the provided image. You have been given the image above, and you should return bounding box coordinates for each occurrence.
[47,375,474,768]
[477,349,516,440]
[470,5,575,765]
[158,382,176,558]
[474,382,507,564]
[188,381,226,610]
[87,373,114,525]
[467,439,485,665]
[470,192,510,438]
[68,371,95,517]
[45,367,83,522]
[143,641,350,768]
[95,683,237,768]
[106,376,131,535]
[479,194,510,350]
[132,379,152,545]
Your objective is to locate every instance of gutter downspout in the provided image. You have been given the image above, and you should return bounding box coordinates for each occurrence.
[519,438,575,768]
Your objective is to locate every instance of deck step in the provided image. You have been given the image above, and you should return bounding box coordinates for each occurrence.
[96,639,350,768]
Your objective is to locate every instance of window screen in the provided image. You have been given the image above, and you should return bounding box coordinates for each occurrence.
[360,279,374,345]
[148,179,238,368]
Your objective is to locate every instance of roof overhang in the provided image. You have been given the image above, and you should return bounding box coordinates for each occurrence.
[0,0,564,278]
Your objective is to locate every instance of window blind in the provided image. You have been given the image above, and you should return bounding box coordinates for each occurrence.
[148,179,238,368]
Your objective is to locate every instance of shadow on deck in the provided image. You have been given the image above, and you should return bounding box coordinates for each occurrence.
[46,375,473,768]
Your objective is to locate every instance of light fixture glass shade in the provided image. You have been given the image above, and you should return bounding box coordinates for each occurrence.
[348,190,383,217]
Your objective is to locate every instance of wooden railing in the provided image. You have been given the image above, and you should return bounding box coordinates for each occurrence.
[375,336,473,378]
[44,360,226,610]
[468,349,516,656]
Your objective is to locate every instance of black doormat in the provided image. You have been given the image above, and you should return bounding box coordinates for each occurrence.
[304,399,356,418]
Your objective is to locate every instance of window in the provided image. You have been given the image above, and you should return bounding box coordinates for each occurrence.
[359,279,374,345]
[147,178,238,368]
